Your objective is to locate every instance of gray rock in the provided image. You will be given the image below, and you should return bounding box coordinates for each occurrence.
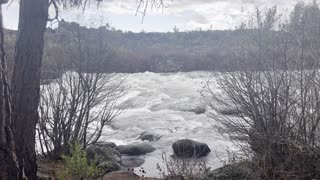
[121,155,145,168]
[172,139,211,158]
[95,141,117,148]
[117,142,156,156]
[86,143,122,173]
[191,105,206,114]
[138,131,162,141]
[204,162,253,180]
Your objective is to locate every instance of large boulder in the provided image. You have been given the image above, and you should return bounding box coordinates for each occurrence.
[172,139,211,158]
[138,131,162,142]
[204,161,253,180]
[86,143,121,173]
[117,142,156,156]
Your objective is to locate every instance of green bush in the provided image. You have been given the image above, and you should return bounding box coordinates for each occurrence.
[58,141,103,179]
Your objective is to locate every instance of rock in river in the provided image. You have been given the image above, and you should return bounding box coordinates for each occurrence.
[138,131,162,142]
[117,142,156,156]
[172,139,211,158]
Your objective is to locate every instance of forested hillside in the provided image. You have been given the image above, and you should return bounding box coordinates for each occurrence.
[4,21,251,79]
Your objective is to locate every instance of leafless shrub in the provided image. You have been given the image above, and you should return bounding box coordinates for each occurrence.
[204,3,320,179]
[157,154,210,179]
[37,71,126,159]
[218,108,242,116]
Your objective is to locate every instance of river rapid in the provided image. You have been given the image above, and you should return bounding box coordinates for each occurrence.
[101,71,235,177]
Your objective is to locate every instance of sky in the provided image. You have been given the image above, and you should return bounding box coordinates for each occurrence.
[3,0,302,32]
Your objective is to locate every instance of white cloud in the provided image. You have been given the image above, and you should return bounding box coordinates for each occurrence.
[3,0,298,32]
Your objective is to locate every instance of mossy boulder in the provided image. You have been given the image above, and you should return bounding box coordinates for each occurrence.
[204,162,253,180]
[86,143,121,173]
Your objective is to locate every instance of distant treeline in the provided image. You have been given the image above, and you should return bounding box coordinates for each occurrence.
[4,1,320,79]
[4,21,249,79]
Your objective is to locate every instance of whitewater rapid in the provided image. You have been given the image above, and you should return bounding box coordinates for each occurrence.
[100,71,234,177]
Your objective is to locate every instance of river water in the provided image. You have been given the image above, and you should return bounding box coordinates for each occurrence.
[100,71,235,177]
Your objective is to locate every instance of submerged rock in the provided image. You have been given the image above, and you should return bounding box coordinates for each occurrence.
[138,131,162,141]
[172,139,211,158]
[86,143,122,173]
[121,155,145,168]
[117,142,156,156]
[191,105,206,114]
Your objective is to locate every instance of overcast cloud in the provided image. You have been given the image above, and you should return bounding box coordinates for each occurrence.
[3,0,298,32]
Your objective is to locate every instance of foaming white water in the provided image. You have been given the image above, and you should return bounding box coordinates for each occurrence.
[100,71,234,177]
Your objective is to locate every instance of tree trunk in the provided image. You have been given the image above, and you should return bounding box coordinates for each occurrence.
[0,4,20,179]
[12,0,49,179]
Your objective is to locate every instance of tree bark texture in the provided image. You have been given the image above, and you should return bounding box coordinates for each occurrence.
[12,0,49,179]
[0,4,20,179]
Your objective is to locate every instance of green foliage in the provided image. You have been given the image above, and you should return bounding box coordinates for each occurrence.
[58,141,102,180]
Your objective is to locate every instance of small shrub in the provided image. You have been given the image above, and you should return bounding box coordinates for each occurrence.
[157,154,210,179]
[58,141,103,179]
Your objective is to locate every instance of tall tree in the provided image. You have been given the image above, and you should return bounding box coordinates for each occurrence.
[12,0,49,179]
